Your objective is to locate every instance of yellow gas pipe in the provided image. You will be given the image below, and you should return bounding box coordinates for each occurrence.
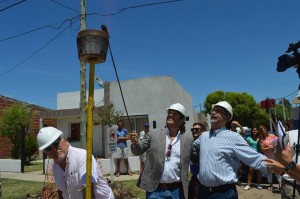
[86,60,95,198]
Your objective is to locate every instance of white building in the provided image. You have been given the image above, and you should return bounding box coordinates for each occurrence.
[40,75,197,159]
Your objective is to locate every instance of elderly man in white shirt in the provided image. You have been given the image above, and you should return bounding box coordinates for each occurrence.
[37,127,114,199]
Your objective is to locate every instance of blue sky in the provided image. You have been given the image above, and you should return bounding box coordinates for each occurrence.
[1,0,300,111]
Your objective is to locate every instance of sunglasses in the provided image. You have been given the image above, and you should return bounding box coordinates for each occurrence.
[210,108,226,115]
[191,128,203,132]
[44,137,61,152]
[166,144,172,158]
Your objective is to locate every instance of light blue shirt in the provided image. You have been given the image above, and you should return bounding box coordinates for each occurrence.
[193,127,269,187]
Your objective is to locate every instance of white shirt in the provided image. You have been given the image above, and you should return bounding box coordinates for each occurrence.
[160,129,181,183]
[139,130,146,140]
[52,146,114,199]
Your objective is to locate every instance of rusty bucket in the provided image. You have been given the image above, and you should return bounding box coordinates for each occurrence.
[77,29,109,63]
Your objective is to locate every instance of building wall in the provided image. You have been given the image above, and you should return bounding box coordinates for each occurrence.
[109,76,195,131]
[57,117,103,157]
[57,89,104,109]
[0,96,56,159]
[56,76,195,157]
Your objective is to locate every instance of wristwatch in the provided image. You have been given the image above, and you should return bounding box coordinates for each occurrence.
[285,161,297,172]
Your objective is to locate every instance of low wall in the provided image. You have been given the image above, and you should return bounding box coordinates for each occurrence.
[44,156,140,176]
[0,159,21,172]
[99,156,139,175]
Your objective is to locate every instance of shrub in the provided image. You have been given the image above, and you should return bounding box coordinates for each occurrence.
[25,134,38,163]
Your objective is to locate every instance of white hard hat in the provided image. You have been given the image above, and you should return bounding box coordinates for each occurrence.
[37,127,63,150]
[213,101,233,121]
[167,103,186,117]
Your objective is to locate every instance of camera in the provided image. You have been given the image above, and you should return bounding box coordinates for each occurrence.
[277,40,300,75]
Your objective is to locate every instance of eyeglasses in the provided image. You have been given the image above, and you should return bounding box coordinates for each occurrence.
[166,144,172,158]
[44,137,61,152]
[191,128,204,132]
[210,108,226,115]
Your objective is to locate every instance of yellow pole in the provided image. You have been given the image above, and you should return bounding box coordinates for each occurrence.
[86,60,95,198]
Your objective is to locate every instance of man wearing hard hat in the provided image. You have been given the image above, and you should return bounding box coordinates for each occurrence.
[129,103,194,199]
[192,101,278,199]
[37,127,114,199]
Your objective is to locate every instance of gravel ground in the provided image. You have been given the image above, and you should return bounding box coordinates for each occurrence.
[237,183,281,199]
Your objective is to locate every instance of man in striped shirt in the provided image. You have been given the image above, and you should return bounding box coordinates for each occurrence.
[192,101,273,199]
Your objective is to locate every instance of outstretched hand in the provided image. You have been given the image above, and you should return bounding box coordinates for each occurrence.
[275,142,293,166]
[262,158,285,175]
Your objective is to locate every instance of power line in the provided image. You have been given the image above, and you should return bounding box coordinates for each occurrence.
[88,0,183,16]
[0,17,80,43]
[0,0,26,12]
[50,0,78,14]
[0,0,183,43]
[0,0,183,78]
[0,17,79,78]
[274,90,298,101]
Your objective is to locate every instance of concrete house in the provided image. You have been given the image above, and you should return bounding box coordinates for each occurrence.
[40,75,197,159]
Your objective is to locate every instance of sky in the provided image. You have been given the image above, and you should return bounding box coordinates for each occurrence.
[1,0,300,111]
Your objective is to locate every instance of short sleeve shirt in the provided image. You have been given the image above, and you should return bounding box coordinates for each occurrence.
[117,128,128,148]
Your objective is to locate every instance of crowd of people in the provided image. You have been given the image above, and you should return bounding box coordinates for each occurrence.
[36,100,300,199]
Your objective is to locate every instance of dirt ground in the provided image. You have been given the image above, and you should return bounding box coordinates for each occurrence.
[237,183,281,199]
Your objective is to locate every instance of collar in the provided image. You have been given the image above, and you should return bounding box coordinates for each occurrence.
[209,127,227,136]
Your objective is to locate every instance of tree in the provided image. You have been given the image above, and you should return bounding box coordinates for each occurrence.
[204,90,269,128]
[278,98,292,110]
[95,102,123,127]
[0,104,34,159]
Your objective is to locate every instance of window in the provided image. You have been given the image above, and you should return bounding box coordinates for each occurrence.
[121,115,148,133]
[70,123,80,141]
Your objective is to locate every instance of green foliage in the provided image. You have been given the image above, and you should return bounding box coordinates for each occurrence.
[204,91,269,128]
[96,102,123,127]
[25,134,38,163]
[0,104,33,159]
[274,103,290,121]
[278,98,292,110]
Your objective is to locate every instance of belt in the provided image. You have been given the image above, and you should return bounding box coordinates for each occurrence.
[200,183,236,193]
[283,179,300,189]
[158,182,183,190]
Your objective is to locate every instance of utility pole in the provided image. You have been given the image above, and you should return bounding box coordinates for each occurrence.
[282,98,286,121]
[80,0,87,149]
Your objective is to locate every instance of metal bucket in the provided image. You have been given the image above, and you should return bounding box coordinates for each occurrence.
[77,29,109,63]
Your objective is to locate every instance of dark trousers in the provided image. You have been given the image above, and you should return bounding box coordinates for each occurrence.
[198,183,238,199]
[188,175,200,199]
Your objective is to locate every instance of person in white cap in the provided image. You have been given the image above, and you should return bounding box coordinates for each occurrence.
[192,101,278,199]
[37,127,114,199]
[129,103,193,199]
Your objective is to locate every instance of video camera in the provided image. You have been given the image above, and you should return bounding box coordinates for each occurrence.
[277,40,300,77]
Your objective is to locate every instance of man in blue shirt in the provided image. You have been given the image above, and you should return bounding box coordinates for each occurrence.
[192,101,274,199]
[115,120,132,176]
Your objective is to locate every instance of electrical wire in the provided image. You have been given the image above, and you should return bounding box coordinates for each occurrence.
[88,0,183,16]
[0,0,183,79]
[0,0,183,43]
[275,90,298,101]
[49,0,78,14]
[0,17,80,43]
[0,0,26,12]
[0,17,79,78]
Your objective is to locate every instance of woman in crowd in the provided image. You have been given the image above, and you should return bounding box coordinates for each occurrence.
[258,125,281,191]
[244,127,262,190]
